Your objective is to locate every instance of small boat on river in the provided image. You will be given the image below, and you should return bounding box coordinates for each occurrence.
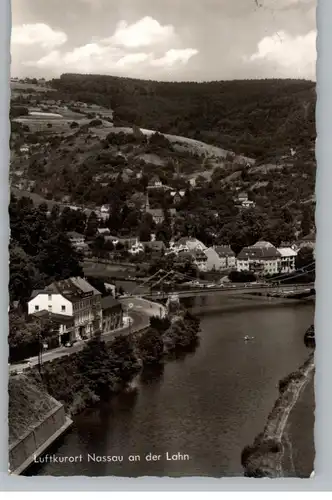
[244,336,255,341]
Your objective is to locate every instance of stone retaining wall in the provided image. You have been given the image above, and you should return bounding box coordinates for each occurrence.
[9,403,68,473]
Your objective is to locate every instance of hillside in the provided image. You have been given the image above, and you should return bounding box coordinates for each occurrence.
[9,76,316,249]
[8,375,59,445]
[50,74,316,162]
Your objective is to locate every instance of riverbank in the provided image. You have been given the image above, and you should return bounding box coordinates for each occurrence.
[22,306,199,418]
[241,352,315,477]
[24,300,313,477]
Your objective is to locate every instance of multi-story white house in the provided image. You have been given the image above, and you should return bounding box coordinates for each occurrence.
[28,277,102,341]
[277,247,298,274]
[236,241,281,276]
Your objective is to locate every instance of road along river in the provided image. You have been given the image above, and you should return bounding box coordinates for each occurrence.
[26,296,314,477]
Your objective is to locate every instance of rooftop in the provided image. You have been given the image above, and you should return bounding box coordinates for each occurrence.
[237,246,281,260]
[214,245,235,258]
[46,276,101,301]
[277,247,298,258]
[32,310,74,324]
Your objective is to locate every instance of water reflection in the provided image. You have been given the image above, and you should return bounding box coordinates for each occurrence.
[140,363,165,385]
[28,300,315,477]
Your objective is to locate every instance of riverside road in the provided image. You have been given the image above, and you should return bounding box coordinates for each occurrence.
[10,298,164,374]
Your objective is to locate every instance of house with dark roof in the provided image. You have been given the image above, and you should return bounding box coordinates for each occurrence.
[204,245,236,271]
[101,296,123,333]
[28,277,102,341]
[236,241,281,275]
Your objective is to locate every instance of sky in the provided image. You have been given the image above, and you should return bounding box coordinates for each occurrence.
[11,0,316,81]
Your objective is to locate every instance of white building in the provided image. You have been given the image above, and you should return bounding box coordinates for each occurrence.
[236,241,281,276]
[236,192,256,209]
[277,247,297,274]
[28,277,102,341]
[67,231,86,250]
[97,228,111,236]
[204,245,237,270]
[128,238,144,254]
[98,204,110,221]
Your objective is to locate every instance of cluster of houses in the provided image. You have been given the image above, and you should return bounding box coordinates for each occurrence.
[27,276,124,346]
[68,223,315,276]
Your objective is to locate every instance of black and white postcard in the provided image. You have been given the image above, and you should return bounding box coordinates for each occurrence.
[8,0,316,478]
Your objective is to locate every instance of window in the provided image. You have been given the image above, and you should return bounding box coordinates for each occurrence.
[48,305,52,311]
[61,305,66,312]
[35,305,39,311]
[48,294,52,301]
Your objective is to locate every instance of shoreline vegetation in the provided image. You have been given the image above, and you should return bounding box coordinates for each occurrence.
[19,306,200,417]
[241,351,315,478]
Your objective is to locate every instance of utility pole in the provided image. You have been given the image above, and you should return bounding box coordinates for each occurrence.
[37,328,43,377]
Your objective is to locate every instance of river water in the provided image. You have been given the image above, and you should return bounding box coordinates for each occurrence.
[27,296,315,477]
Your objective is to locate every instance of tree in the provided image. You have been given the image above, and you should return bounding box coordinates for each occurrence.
[139,224,151,242]
[295,246,314,270]
[85,211,99,239]
[138,328,164,365]
[301,206,314,236]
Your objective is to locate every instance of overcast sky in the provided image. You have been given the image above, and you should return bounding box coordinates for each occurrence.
[11,0,316,81]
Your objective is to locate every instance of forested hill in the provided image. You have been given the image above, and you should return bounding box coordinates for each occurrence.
[51,74,316,161]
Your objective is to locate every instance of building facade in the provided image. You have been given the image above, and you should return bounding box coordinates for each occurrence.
[28,277,102,341]
[277,247,298,274]
[236,241,281,276]
[214,246,236,269]
[101,296,123,333]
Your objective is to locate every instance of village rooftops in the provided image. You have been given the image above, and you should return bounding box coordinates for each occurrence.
[277,247,298,258]
[237,245,281,260]
[45,276,101,301]
[252,240,274,249]
[214,245,235,257]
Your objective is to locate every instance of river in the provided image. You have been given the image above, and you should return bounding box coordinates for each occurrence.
[26,297,315,477]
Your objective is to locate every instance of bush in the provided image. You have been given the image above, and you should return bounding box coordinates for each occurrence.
[138,328,164,365]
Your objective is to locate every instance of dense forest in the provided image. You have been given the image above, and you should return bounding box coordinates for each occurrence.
[9,195,83,304]
[50,74,316,161]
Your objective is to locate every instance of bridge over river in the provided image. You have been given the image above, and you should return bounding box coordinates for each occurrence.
[140,283,315,301]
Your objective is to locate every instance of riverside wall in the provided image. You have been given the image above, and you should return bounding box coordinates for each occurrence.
[9,401,72,475]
